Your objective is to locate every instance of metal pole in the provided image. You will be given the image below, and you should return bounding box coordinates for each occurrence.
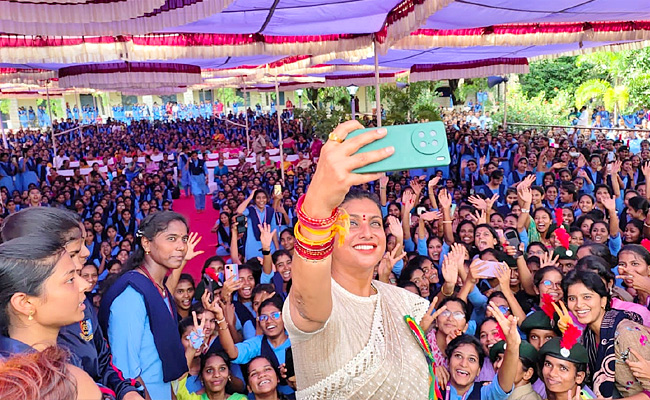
[75,90,81,122]
[92,93,98,124]
[374,38,381,127]
[46,83,56,156]
[275,78,285,183]
[0,110,7,149]
[351,94,356,120]
[502,83,508,127]
[243,85,250,156]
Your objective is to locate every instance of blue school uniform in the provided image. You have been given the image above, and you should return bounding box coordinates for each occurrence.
[188,158,209,210]
[17,157,39,192]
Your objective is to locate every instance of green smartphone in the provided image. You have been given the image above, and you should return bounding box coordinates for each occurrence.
[346,121,450,173]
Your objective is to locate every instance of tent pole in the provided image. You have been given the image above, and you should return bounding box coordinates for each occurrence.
[47,83,56,156]
[92,92,98,124]
[243,82,250,156]
[275,78,285,183]
[503,81,508,127]
[374,38,381,127]
[0,108,7,149]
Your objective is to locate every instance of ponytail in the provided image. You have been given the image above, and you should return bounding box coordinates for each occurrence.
[123,211,188,272]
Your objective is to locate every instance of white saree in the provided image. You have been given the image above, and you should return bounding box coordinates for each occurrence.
[283,279,431,399]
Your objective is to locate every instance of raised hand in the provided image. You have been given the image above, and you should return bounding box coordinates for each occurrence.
[518,184,532,205]
[494,262,512,291]
[421,211,442,222]
[487,301,521,346]
[379,174,389,188]
[552,300,572,333]
[184,232,205,261]
[302,121,392,218]
[419,299,445,333]
[441,256,459,287]
[201,289,225,320]
[188,310,206,350]
[438,188,452,210]
[539,252,559,268]
[642,161,650,179]
[258,223,276,250]
[467,259,490,284]
[428,176,441,191]
[402,190,417,210]
[410,179,424,199]
[616,269,650,295]
[221,276,243,304]
[601,194,617,212]
[468,195,488,211]
[486,193,500,210]
[386,214,403,238]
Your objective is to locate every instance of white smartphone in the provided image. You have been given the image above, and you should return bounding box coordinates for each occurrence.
[479,261,501,278]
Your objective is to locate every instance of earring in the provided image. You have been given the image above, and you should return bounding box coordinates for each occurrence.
[28,311,34,321]
[145,250,151,255]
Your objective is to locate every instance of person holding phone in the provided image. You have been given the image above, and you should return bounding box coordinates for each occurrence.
[283,121,440,398]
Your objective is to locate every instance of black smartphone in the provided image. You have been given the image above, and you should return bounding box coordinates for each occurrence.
[203,273,215,303]
[235,215,247,234]
[284,347,295,378]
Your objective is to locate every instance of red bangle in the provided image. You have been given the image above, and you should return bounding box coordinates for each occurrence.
[294,238,334,261]
[296,194,339,229]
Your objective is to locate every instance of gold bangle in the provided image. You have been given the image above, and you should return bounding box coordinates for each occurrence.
[441,286,454,297]
[216,317,226,325]
[218,324,229,331]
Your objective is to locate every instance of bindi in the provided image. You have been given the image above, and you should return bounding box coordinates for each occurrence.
[362,215,367,222]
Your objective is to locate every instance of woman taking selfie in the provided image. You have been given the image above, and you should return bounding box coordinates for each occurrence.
[283,121,439,398]
[99,212,202,400]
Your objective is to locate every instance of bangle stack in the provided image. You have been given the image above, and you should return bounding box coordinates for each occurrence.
[293,194,350,262]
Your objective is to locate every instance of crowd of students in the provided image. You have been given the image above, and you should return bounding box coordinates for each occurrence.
[0,106,648,400]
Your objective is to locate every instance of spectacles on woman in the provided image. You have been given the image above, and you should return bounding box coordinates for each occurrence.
[258,311,282,322]
[440,310,465,320]
[542,280,561,288]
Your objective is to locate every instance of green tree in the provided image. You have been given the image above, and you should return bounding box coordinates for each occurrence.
[519,56,604,102]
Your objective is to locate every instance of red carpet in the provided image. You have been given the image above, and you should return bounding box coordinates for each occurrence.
[173,193,219,280]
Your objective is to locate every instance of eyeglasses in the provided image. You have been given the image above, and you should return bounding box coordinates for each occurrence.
[258,311,282,322]
[498,306,510,314]
[440,310,465,320]
[542,280,562,288]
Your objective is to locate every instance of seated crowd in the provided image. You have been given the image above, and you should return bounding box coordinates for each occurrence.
[0,107,649,400]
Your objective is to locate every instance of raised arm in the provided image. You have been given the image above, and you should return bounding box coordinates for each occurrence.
[427,177,440,210]
[166,232,203,294]
[438,189,455,245]
[488,302,520,393]
[235,190,255,215]
[259,223,276,276]
[516,176,535,233]
[611,160,622,199]
[493,262,527,324]
[602,194,619,238]
[401,188,417,242]
[291,121,391,333]
[379,175,388,206]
